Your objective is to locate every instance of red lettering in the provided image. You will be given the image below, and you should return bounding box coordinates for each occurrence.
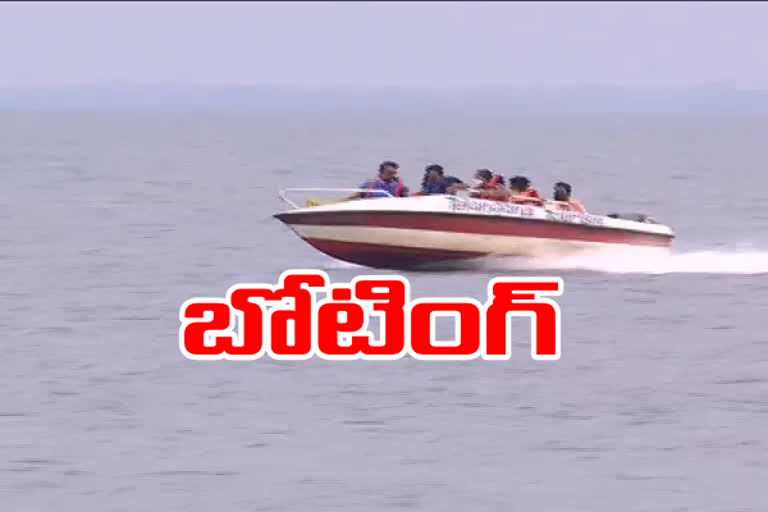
[351,277,408,357]
[408,300,481,359]
[484,278,563,360]
[179,300,235,358]
[229,288,269,357]
[316,287,368,358]
[179,271,564,362]
[268,273,326,358]
[228,271,327,359]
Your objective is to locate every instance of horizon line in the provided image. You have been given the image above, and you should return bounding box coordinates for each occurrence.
[0,81,765,92]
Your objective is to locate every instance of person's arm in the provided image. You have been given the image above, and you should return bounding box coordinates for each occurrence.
[510,194,543,206]
[474,186,510,201]
[347,181,371,200]
[446,182,469,195]
[569,199,586,213]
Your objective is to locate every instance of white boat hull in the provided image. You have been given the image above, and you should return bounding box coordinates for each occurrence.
[274,194,674,269]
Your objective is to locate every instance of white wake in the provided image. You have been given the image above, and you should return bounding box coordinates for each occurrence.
[476,249,768,275]
[322,248,768,275]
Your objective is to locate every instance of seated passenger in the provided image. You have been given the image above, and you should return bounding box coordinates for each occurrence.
[551,181,586,213]
[508,175,543,206]
[443,176,466,195]
[417,164,466,195]
[351,160,409,199]
[469,169,510,201]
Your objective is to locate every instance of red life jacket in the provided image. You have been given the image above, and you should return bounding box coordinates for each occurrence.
[479,181,511,202]
[510,188,543,206]
[395,178,406,197]
[524,189,542,199]
[476,174,504,190]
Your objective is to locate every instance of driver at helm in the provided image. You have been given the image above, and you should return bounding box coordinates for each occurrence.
[350,160,409,199]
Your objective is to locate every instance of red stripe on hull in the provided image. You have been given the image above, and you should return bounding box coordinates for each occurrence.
[275,211,673,247]
[303,238,487,269]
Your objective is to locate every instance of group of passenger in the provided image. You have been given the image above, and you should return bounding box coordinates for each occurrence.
[352,160,585,213]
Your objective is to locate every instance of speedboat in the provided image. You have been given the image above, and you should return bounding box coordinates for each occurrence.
[273,188,675,269]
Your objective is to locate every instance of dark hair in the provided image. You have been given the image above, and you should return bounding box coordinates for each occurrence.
[509,175,531,191]
[475,169,505,187]
[553,181,572,201]
[378,160,399,173]
[443,176,463,186]
[422,164,445,189]
[554,181,572,194]
[474,169,493,181]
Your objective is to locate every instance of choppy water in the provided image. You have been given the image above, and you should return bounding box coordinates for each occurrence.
[2,112,768,511]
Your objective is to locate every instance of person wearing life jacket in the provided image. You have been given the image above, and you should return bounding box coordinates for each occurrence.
[351,160,409,199]
[415,164,466,195]
[508,175,543,206]
[551,181,586,213]
[469,169,510,201]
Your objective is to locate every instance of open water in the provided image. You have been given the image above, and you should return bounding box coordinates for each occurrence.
[2,112,767,511]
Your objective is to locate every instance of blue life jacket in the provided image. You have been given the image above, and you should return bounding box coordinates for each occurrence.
[360,178,407,198]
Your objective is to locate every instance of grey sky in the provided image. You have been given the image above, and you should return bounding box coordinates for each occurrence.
[1,1,766,89]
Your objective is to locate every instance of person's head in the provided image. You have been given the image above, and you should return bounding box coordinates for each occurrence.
[509,176,531,194]
[378,160,400,182]
[553,181,572,202]
[423,164,445,186]
[474,169,505,188]
[473,169,494,186]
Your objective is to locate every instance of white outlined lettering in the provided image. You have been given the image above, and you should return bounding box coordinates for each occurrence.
[179,270,564,361]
